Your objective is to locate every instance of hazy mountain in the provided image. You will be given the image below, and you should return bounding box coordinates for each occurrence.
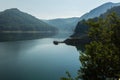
[44,17,79,32]
[79,2,120,20]
[0,8,57,31]
[101,5,120,17]
[44,17,79,37]
[44,2,120,36]
[0,8,57,41]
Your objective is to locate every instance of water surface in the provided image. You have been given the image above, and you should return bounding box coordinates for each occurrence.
[0,38,80,80]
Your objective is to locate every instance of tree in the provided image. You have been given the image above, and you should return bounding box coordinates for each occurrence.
[79,13,120,80]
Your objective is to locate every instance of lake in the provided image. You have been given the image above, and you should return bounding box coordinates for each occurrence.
[0,38,80,80]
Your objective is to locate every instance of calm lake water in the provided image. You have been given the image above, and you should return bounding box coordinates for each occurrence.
[0,38,80,80]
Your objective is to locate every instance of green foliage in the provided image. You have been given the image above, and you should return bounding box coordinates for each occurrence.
[80,13,120,80]
[60,71,79,80]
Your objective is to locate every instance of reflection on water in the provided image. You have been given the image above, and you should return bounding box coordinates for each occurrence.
[0,38,80,80]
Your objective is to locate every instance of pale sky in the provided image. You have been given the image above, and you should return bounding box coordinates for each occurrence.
[0,0,120,19]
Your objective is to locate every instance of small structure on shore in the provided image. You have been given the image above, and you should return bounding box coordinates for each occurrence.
[53,41,64,45]
[53,35,90,51]
[53,41,59,45]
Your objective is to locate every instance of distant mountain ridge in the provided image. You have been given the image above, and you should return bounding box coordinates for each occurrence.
[0,8,57,31]
[0,8,57,41]
[0,2,120,41]
[44,17,79,32]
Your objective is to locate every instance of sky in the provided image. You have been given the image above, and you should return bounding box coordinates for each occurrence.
[0,0,120,19]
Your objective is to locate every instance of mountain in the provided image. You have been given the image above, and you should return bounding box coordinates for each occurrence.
[0,8,57,41]
[101,5,120,17]
[44,2,120,37]
[71,6,120,37]
[79,2,120,20]
[71,2,120,38]
[44,17,79,32]
[44,17,79,37]
[0,8,57,31]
